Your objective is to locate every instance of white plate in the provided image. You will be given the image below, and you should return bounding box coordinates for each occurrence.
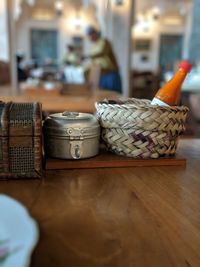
[0,194,39,267]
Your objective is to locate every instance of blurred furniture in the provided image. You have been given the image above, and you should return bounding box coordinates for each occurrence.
[88,64,102,94]
[20,81,62,97]
[1,139,200,266]
[131,71,161,99]
[0,61,10,85]
[189,94,200,121]
[181,90,200,136]
[63,66,85,84]
[62,64,101,97]
[0,85,12,96]
[181,80,200,136]
[61,83,90,97]
[0,89,121,114]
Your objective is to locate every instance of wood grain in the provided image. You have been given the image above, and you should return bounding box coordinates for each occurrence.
[0,138,200,267]
[45,149,186,170]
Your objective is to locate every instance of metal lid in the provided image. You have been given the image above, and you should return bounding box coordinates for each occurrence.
[43,111,100,138]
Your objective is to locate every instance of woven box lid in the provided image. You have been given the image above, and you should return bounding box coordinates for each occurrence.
[0,102,42,137]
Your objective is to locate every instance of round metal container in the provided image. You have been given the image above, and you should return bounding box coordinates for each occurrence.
[43,111,100,159]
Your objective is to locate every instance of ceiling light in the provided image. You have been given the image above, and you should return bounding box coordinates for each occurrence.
[54,1,63,11]
[54,1,64,16]
[152,6,161,16]
[152,6,161,20]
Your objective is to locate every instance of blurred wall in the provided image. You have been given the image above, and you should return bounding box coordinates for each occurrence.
[15,2,97,63]
[132,17,187,73]
[0,0,9,61]
[189,0,200,64]
[15,0,133,96]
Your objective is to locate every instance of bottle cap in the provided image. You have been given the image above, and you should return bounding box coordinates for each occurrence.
[179,60,192,73]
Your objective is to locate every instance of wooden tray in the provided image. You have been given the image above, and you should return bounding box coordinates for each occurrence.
[45,149,186,170]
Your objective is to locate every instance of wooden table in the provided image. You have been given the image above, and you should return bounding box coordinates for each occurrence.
[1,138,200,267]
[0,89,120,113]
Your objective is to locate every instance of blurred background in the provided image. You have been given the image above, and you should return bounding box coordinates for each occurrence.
[1,0,200,135]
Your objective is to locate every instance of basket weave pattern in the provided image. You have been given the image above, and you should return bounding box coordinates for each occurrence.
[95,98,188,158]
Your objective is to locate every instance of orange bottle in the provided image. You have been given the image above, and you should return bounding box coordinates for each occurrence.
[151,60,192,106]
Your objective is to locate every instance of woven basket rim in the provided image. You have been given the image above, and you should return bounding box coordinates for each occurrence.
[95,98,189,112]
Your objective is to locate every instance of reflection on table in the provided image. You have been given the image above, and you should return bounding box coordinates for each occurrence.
[1,139,200,267]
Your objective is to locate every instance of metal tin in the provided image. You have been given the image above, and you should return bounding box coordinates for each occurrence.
[43,111,100,159]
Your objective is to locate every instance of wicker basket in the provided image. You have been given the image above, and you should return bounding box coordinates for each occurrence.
[95,98,189,159]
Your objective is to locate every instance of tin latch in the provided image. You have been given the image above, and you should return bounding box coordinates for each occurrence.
[67,127,83,159]
[69,140,82,159]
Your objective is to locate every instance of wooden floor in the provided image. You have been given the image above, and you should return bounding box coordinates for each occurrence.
[1,139,200,267]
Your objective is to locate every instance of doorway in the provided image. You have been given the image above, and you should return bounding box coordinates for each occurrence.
[30,29,58,66]
[159,34,183,72]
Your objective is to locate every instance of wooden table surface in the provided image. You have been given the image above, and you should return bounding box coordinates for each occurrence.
[1,138,200,267]
[0,89,120,113]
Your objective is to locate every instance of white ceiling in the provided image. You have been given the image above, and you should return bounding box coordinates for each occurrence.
[32,0,82,7]
[136,0,193,14]
[21,0,193,19]
[22,0,193,11]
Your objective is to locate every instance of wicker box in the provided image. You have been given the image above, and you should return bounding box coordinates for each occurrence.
[0,101,42,178]
[95,98,188,159]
